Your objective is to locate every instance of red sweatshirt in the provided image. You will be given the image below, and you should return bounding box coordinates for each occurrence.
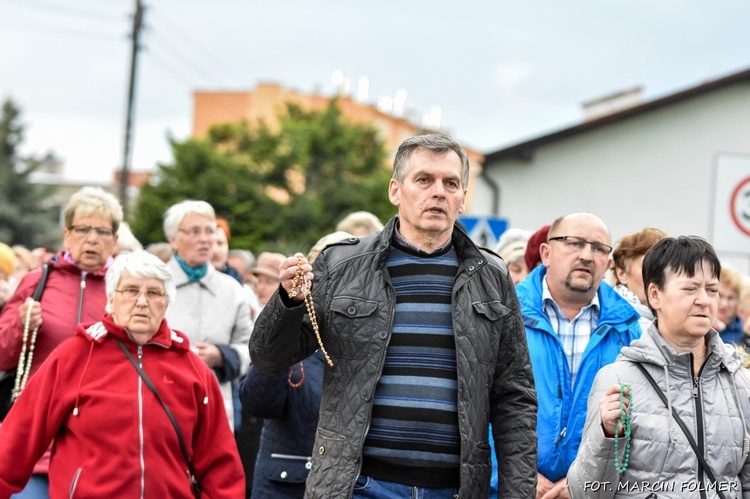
[0,315,245,498]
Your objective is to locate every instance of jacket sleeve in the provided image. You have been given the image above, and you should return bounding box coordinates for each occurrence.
[567,365,624,499]
[249,253,329,374]
[0,348,71,496]
[227,285,252,378]
[490,274,539,498]
[0,270,41,371]
[191,362,246,498]
[239,364,289,419]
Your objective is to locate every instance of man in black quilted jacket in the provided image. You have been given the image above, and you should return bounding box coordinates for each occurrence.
[249,134,538,498]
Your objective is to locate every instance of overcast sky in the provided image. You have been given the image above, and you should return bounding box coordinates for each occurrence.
[1,0,749,183]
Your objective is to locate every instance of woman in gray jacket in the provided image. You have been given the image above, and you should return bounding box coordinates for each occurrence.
[568,236,750,499]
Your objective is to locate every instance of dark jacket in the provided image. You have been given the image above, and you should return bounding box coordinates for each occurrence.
[240,350,325,499]
[249,217,538,498]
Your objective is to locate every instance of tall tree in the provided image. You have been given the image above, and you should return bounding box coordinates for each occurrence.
[0,99,58,248]
[131,100,394,253]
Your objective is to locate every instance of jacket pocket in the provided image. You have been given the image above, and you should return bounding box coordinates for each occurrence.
[261,453,312,484]
[470,301,511,364]
[329,296,379,359]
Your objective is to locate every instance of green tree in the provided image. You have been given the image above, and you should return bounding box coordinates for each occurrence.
[131,100,394,253]
[0,99,58,248]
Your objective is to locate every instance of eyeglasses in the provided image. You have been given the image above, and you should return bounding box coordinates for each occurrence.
[178,227,216,238]
[68,225,115,238]
[548,236,612,257]
[115,287,167,301]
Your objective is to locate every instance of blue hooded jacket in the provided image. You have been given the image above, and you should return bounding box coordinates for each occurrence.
[516,265,641,482]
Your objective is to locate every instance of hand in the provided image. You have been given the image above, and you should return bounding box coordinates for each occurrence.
[540,478,570,499]
[279,253,314,302]
[537,473,553,499]
[599,383,631,436]
[195,342,223,368]
[18,297,43,331]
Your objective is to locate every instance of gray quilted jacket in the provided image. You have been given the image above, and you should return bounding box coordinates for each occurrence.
[249,218,538,498]
[568,323,750,498]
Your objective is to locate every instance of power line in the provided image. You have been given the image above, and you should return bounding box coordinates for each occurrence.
[0,19,123,42]
[145,28,225,86]
[148,5,248,85]
[3,0,126,23]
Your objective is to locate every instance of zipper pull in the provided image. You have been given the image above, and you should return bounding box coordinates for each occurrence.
[554,427,567,444]
[692,376,699,398]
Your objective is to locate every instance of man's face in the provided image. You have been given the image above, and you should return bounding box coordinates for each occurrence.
[541,214,612,299]
[388,149,466,246]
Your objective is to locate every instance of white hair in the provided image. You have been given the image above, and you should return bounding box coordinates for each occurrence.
[105,251,176,312]
[163,200,216,240]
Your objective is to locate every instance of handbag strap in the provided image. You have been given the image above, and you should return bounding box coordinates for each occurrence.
[116,338,201,498]
[32,263,50,301]
[633,362,727,499]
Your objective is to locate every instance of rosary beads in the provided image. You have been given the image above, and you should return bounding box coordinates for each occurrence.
[613,383,633,474]
[13,303,39,401]
[290,254,334,367]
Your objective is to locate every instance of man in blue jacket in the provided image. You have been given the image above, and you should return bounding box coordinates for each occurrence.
[516,213,641,499]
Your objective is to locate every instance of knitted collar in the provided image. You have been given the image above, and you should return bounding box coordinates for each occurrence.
[175,254,208,282]
[393,219,453,257]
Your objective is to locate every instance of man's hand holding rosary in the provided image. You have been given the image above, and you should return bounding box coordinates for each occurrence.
[279,253,333,367]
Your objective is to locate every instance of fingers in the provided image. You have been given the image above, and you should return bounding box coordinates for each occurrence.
[280,253,314,301]
[599,383,632,435]
[19,297,43,330]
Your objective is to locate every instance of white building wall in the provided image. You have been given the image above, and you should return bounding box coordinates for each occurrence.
[479,83,750,270]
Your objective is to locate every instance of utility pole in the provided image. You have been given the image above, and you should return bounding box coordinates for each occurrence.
[120,0,145,218]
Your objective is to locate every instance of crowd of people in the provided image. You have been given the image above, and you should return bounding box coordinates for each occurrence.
[1,134,750,498]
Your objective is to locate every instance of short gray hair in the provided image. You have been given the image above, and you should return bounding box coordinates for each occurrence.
[64,186,124,234]
[105,250,176,312]
[392,134,469,188]
[163,200,215,240]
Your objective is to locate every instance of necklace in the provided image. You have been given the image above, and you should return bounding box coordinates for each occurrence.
[613,383,633,474]
[288,362,305,388]
[290,254,334,367]
[13,303,40,401]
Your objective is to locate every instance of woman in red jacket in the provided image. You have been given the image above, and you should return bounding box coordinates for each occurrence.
[0,250,245,498]
[0,186,124,498]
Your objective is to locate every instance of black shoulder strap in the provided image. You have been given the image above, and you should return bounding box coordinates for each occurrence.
[32,264,50,302]
[116,338,201,499]
[633,362,727,499]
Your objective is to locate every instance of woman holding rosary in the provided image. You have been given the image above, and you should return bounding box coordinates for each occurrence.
[568,236,750,499]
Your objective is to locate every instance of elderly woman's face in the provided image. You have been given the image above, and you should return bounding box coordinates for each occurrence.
[109,274,168,339]
[63,212,117,271]
[648,260,719,344]
[170,213,216,267]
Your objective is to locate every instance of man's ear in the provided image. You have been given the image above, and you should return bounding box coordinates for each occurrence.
[540,243,552,267]
[388,179,401,208]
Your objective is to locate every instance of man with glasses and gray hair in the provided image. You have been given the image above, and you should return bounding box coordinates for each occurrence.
[514,213,641,499]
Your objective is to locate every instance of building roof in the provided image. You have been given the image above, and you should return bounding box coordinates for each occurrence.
[485,66,750,163]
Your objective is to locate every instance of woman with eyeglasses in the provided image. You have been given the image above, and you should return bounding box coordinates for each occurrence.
[0,186,122,498]
[0,250,245,497]
[162,200,252,430]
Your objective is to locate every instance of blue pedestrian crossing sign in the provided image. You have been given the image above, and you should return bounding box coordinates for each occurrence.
[458,216,508,249]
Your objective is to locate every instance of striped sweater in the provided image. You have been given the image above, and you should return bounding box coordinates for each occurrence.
[360,240,460,488]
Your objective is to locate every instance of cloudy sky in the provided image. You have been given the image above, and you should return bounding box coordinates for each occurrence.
[1,0,749,183]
